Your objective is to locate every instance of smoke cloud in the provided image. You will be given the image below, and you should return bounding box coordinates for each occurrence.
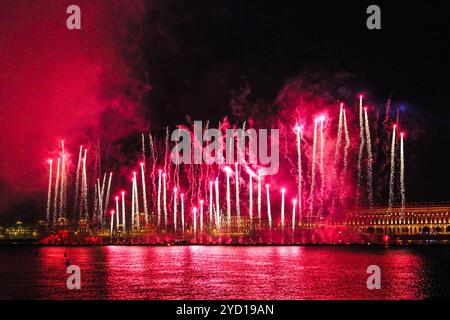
[0,0,149,220]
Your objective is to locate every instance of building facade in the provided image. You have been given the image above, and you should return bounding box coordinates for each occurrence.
[343,205,450,235]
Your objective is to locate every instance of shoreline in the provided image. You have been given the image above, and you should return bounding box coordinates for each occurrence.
[1,241,449,247]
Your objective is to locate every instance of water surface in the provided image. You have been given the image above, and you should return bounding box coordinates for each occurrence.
[0,246,448,299]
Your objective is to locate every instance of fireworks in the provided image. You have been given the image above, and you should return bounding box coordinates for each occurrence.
[248,170,254,223]
[364,107,373,207]
[292,199,297,230]
[209,181,213,226]
[294,124,302,224]
[388,124,397,211]
[149,134,157,210]
[333,104,343,208]
[163,172,168,228]
[115,196,120,230]
[157,169,162,228]
[173,187,178,232]
[356,95,365,206]
[342,108,350,205]
[95,178,100,224]
[53,157,60,225]
[135,173,140,228]
[141,133,146,166]
[214,178,220,230]
[257,169,262,221]
[131,172,138,229]
[193,207,197,237]
[319,117,325,216]
[281,188,286,228]
[121,191,126,232]
[140,162,149,224]
[43,93,409,242]
[46,160,53,224]
[199,199,204,233]
[334,104,344,167]
[225,166,231,226]
[60,141,67,219]
[105,172,113,219]
[400,132,406,216]
[308,119,318,219]
[73,145,83,216]
[181,193,185,233]
[81,149,88,219]
[100,173,107,223]
[234,162,240,222]
[110,210,114,239]
[266,183,272,228]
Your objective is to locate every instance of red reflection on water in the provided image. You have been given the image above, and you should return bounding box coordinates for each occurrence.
[0,246,429,299]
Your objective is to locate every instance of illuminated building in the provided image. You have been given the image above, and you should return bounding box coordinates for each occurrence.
[3,221,38,240]
[338,204,450,235]
[215,216,251,236]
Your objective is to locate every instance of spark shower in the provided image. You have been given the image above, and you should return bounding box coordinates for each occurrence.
[44,95,407,243]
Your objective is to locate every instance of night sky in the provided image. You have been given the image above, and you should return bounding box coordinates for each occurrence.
[0,0,448,223]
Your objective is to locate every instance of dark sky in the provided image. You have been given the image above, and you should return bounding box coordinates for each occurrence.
[141,1,448,121]
[0,0,448,223]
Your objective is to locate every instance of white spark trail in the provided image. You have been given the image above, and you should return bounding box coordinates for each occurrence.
[110,211,114,240]
[333,105,343,208]
[74,146,83,217]
[97,179,103,225]
[193,207,197,238]
[356,96,366,207]
[388,125,397,211]
[200,200,204,233]
[266,184,272,229]
[248,172,253,224]
[131,177,136,229]
[257,170,262,222]
[292,199,297,231]
[157,170,162,228]
[295,126,302,226]
[104,172,113,218]
[60,141,67,219]
[214,179,220,230]
[364,108,374,207]
[121,191,126,232]
[209,181,213,227]
[181,193,185,233]
[226,168,231,227]
[140,163,149,225]
[134,174,140,229]
[400,132,406,217]
[163,172,167,228]
[46,160,53,225]
[173,188,178,232]
[141,133,146,165]
[53,157,60,224]
[234,163,240,225]
[319,119,325,215]
[308,120,318,221]
[115,196,120,230]
[59,155,66,219]
[81,150,88,220]
[341,109,351,206]
[281,188,285,228]
[99,173,107,225]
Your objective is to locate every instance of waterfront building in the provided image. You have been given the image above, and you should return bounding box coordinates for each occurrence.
[337,204,450,235]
